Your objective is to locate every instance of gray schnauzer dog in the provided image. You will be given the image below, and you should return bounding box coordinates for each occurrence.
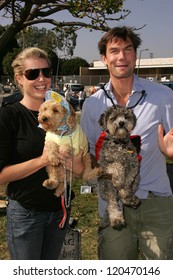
[97,105,141,229]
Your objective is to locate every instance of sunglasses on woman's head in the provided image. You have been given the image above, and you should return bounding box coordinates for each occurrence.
[24,67,52,80]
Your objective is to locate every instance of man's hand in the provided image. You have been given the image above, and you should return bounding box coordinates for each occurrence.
[158,124,173,158]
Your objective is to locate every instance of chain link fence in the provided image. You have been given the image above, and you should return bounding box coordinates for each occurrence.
[0,73,173,93]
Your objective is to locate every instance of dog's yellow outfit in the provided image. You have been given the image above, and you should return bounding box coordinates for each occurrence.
[45,123,88,156]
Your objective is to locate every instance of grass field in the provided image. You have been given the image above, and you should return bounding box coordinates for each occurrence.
[0,180,99,260]
[71,180,99,259]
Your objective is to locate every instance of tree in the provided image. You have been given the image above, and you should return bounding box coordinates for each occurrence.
[1,26,79,77]
[61,57,89,75]
[0,0,130,56]
[1,25,77,76]
[0,25,19,76]
[16,26,77,58]
[2,48,20,76]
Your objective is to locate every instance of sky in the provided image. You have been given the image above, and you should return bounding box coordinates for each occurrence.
[72,0,173,63]
[1,0,173,63]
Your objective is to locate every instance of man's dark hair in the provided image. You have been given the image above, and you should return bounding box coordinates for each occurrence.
[98,26,142,55]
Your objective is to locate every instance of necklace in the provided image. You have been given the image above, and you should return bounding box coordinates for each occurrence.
[20,102,46,137]
[28,108,39,124]
[20,101,39,124]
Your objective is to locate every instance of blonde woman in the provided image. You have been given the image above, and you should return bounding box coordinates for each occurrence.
[0,47,84,260]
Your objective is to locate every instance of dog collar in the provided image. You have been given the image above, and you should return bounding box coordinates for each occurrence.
[57,124,70,137]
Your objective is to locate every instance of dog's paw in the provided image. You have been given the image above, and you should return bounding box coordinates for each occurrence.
[54,187,64,197]
[112,222,126,230]
[97,167,104,177]
[83,167,103,181]
[43,179,58,189]
[131,197,141,208]
[110,217,126,229]
[123,196,141,208]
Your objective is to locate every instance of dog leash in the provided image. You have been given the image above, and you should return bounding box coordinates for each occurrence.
[101,84,146,109]
[59,133,73,229]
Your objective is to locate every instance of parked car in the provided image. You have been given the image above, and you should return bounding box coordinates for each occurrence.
[63,83,84,93]
[63,83,85,111]
[2,91,23,107]
[2,87,66,107]
[51,87,80,111]
[1,87,81,111]
[50,88,65,96]
[161,81,173,90]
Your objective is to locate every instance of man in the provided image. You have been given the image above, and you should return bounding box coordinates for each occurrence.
[81,26,173,260]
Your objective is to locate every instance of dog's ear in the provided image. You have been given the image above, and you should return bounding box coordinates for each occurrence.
[66,104,77,128]
[99,112,107,131]
[59,105,68,115]
[99,107,114,131]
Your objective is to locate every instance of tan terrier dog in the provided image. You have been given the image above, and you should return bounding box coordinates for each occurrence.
[38,90,101,197]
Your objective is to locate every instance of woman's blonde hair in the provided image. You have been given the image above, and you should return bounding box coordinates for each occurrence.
[12,47,51,89]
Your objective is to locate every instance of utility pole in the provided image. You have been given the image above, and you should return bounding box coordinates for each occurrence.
[137,48,149,76]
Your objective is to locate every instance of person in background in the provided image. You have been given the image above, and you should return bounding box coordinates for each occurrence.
[81,26,173,260]
[89,86,97,96]
[78,88,86,110]
[64,84,71,102]
[0,47,84,260]
[55,82,60,90]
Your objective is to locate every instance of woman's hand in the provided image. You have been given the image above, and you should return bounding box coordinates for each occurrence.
[59,149,85,175]
[40,145,50,167]
[158,124,173,158]
[42,141,85,175]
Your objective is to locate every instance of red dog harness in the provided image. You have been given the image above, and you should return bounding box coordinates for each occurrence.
[95,131,142,162]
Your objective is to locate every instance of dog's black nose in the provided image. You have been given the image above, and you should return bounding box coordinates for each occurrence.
[119,121,124,127]
[42,116,48,122]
